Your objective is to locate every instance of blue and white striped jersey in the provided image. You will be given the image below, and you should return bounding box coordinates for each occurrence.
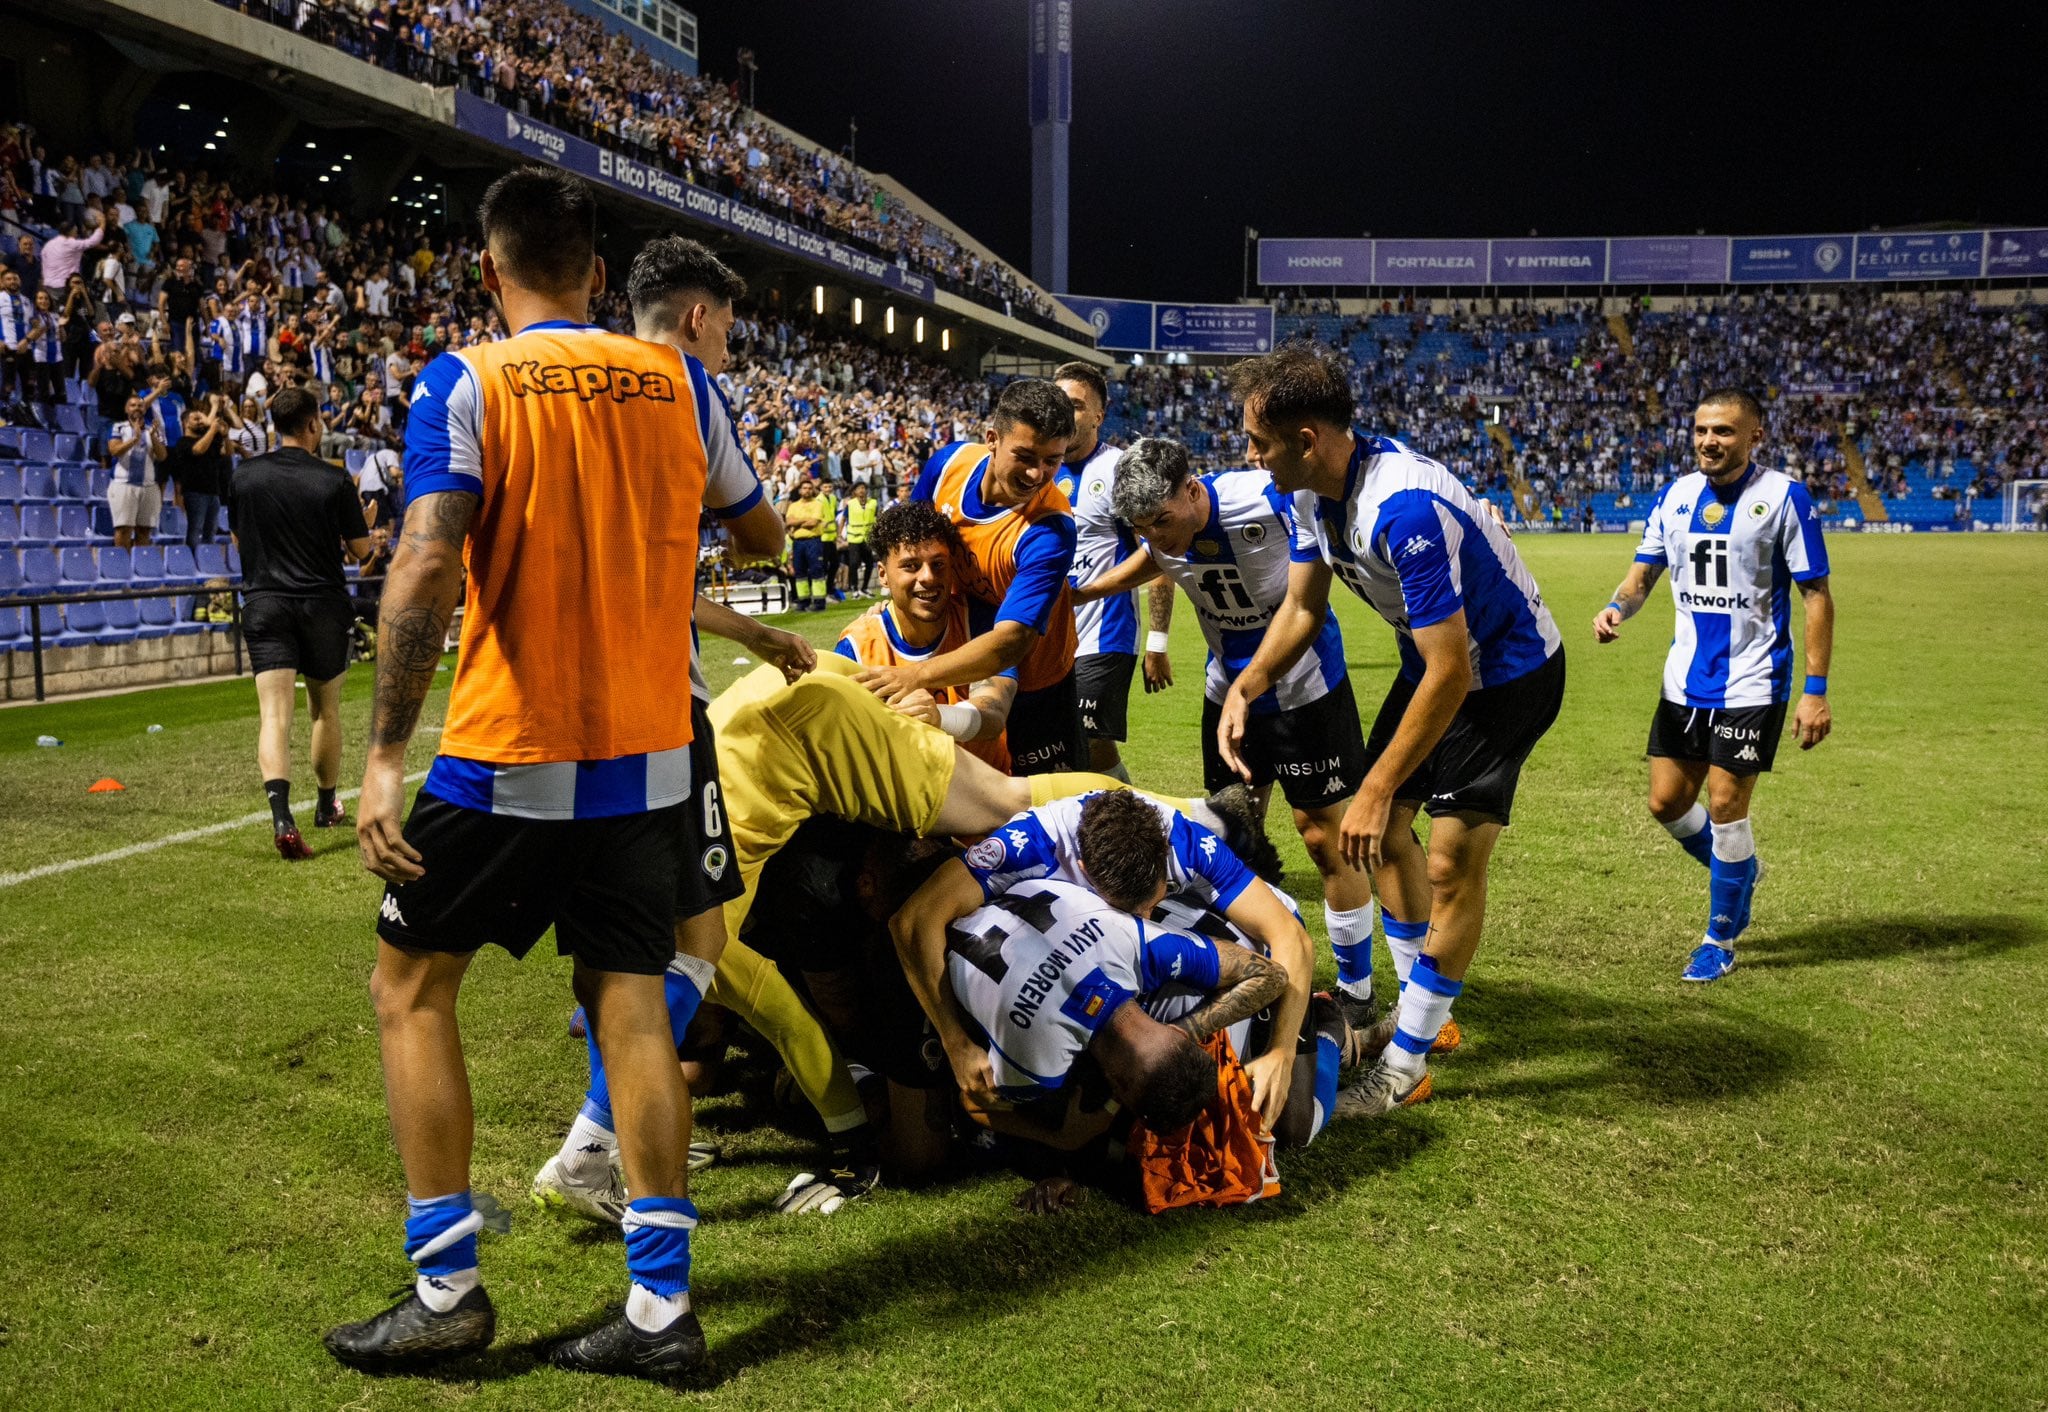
[962,791,1258,914]
[1154,470,1347,713]
[1633,466,1830,709]
[1297,435,1560,687]
[945,879,1221,1095]
[0,291,30,345]
[1056,442,1139,657]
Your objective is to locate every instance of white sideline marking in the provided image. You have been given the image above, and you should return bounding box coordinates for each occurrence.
[0,770,429,889]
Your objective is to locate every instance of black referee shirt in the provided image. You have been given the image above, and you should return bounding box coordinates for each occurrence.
[229,447,368,598]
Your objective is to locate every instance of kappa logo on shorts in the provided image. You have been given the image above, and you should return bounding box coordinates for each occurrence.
[701,845,729,880]
[1325,774,1346,797]
[1734,745,1760,763]
[379,894,406,926]
[966,836,1007,871]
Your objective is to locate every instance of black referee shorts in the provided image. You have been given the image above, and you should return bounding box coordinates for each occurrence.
[243,592,355,681]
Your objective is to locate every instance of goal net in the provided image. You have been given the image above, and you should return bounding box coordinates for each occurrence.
[2000,480,2048,531]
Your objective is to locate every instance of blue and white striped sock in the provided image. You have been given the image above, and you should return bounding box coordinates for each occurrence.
[1662,803,1714,868]
[580,953,715,1143]
[1383,911,1429,990]
[405,1190,480,1313]
[1707,817,1756,945]
[623,1195,698,1332]
[1387,954,1462,1076]
[1325,900,1376,1001]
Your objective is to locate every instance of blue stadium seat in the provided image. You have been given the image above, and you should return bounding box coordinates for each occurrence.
[0,466,20,504]
[52,405,89,437]
[57,505,92,545]
[88,468,111,501]
[97,547,130,582]
[19,466,56,505]
[0,548,20,596]
[128,544,165,588]
[160,505,186,540]
[64,378,90,405]
[162,544,198,583]
[195,543,229,578]
[169,595,205,636]
[26,601,61,640]
[59,598,132,648]
[56,466,90,501]
[53,434,83,462]
[60,546,98,584]
[226,543,242,576]
[91,504,114,538]
[20,547,60,593]
[138,593,180,636]
[0,506,16,550]
[105,596,152,640]
[17,504,57,548]
[20,430,53,463]
[0,606,19,646]
[0,426,21,454]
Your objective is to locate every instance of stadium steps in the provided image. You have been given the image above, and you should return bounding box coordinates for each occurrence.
[1837,436,1890,522]
[1605,314,1636,359]
[1486,423,1540,520]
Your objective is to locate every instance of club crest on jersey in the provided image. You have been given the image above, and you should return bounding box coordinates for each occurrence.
[1750,501,1769,518]
[1194,538,1222,558]
[1241,522,1266,544]
[1702,501,1728,527]
[967,836,1007,870]
[1088,479,1106,499]
[701,845,729,880]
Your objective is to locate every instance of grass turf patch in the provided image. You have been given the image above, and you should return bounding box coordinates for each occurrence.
[0,535,2044,1408]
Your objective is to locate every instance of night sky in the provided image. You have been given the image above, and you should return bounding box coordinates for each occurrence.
[686,0,2048,302]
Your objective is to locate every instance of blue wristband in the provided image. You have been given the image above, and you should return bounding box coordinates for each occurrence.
[1605,600,1624,615]
[1805,675,1828,696]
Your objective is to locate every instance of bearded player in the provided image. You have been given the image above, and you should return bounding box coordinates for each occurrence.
[1593,387,1834,982]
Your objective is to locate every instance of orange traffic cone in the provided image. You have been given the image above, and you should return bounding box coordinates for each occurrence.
[88,778,126,793]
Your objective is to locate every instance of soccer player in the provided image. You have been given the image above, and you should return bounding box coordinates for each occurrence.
[330,169,725,1382]
[882,379,1085,775]
[531,235,799,1223]
[1051,360,1160,783]
[834,500,1018,771]
[1592,387,1834,982]
[1219,349,1565,1118]
[1076,437,1381,1030]
[893,784,1313,1128]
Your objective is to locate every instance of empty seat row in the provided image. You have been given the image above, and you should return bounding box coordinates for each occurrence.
[0,429,93,461]
[0,465,109,504]
[1,543,242,596]
[0,595,218,649]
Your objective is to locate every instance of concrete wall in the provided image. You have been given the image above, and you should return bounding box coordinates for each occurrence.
[3,628,248,702]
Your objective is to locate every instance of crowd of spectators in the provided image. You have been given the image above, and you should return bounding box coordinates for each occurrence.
[1257,291,2045,523]
[217,0,1057,325]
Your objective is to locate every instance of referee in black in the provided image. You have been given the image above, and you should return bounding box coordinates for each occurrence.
[230,385,374,860]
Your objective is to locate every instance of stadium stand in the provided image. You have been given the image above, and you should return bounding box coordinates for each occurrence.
[203,0,1057,324]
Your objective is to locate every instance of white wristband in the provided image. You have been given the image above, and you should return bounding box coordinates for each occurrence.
[1146,631,1170,654]
[935,701,982,741]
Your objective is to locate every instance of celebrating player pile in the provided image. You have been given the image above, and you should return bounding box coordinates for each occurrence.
[323,178,1839,1386]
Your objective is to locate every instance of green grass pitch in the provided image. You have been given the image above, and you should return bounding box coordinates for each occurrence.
[1,534,2044,1409]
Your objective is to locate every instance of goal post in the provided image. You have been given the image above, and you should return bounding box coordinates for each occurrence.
[2000,480,2048,531]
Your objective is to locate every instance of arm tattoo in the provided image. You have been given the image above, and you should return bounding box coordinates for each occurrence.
[368,492,476,749]
[1174,948,1287,1042]
[1148,578,1175,633]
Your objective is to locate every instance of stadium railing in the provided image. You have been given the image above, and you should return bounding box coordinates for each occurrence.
[0,578,382,703]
